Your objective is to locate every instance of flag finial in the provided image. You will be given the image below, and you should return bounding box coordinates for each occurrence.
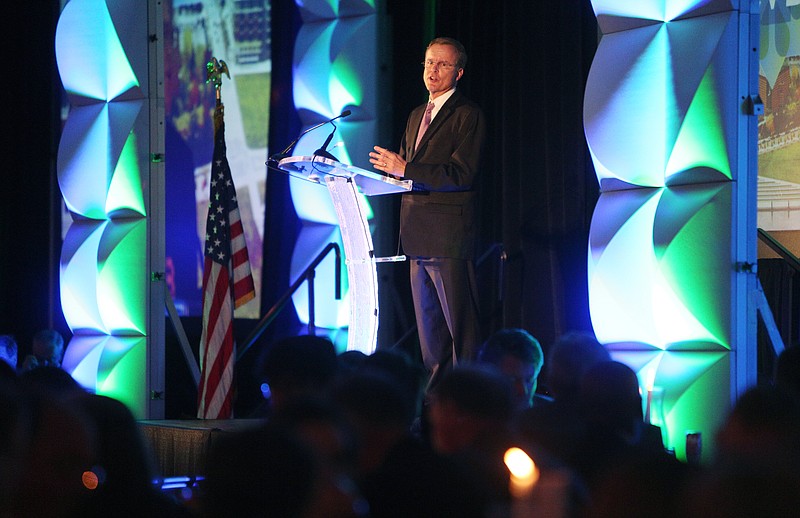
[206,57,230,107]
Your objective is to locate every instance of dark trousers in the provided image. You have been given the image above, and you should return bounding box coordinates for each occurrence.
[410,257,481,393]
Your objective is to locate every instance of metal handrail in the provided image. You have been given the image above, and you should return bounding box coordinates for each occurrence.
[237,242,341,361]
[758,228,800,272]
[756,228,792,356]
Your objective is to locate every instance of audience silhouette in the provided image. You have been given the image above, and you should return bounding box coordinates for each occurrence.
[4,325,799,518]
[428,365,517,513]
[20,329,65,373]
[517,330,611,471]
[477,327,549,410]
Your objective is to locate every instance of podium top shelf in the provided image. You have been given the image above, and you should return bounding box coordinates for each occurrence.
[278,155,413,196]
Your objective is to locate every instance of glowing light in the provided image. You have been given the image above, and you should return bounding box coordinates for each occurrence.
[504,447,539,498]
[82,471,100,490]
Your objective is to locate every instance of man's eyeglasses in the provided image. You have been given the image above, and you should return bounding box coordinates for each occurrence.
[422,60,457,70]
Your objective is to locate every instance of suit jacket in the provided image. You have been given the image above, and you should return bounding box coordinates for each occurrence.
[398,90,486,260]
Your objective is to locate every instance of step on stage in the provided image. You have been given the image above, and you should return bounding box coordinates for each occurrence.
[138,419,267,478]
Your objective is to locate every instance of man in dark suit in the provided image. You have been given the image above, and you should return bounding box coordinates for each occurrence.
[370,37,486,392]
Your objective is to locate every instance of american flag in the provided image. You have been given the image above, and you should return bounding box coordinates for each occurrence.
[197,107,256,419]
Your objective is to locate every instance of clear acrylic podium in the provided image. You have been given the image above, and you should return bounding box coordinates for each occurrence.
[278,155,412,354]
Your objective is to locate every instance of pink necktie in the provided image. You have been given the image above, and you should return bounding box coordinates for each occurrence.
[415,102,435,149]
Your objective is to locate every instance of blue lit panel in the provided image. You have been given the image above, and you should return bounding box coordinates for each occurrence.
[291,224,350,330]
[61,220,109,333]
[288,1,380,340]
[55,0,140,103]
[591,0,736,33]
[586,0,748,464]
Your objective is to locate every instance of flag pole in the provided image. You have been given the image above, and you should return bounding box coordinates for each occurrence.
[196,57,256,419]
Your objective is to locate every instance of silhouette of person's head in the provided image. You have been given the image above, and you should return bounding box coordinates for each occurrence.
[260,335,338,413]
[478,328,544,408]
[686,384,800,517]
[546,331,610,402]
[204,423,320,518]
[362,349,425,423]
[20,329,65,373]
[33,330,64,366]
[428,365,515,455]
[579,361,643,439]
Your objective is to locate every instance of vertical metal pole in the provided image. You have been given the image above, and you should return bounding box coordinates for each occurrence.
[307,270,316,336]
[731,2,760,400]
[147,0,166,419]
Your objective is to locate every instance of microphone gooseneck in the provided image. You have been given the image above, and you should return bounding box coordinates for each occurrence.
[270,110,352,162]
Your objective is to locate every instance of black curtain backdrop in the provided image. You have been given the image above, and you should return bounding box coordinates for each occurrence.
[4,2,67,357]
[386,0,600,351]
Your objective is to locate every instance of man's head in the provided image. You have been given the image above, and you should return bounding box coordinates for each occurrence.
[423,37,466,99]
[477,328,543,408]
[31,330,64,368]
[428,365,514,454]
[546,331,610,401]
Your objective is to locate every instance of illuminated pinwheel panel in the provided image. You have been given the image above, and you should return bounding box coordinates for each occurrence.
[588,184,732,350]
[590,0,736,33]
[56,0,155,417]
[586,0,757,460]
[58,101,147,219]
[584,10,738,189]
[60,219,147,335]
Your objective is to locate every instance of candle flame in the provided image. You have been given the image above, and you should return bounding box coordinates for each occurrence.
[504,447,537,479]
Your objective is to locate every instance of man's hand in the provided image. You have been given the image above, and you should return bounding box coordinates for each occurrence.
[369,146,407,177]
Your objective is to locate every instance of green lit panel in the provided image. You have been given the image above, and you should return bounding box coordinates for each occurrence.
[297,0,378,20]
[589,185,731,350]
[106,126,146,217]
[329,59,361,115]
[97,220,147,335]
[610,349,730,463]
[60,219,147,335]
[62,335,147,419]
[290,175,340,225]
[58,100,146,219]
[584,11,737,190]
[653,184,731,350]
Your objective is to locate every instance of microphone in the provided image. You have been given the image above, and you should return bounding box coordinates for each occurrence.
[269,110,351,162]
[313,128,338,161]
